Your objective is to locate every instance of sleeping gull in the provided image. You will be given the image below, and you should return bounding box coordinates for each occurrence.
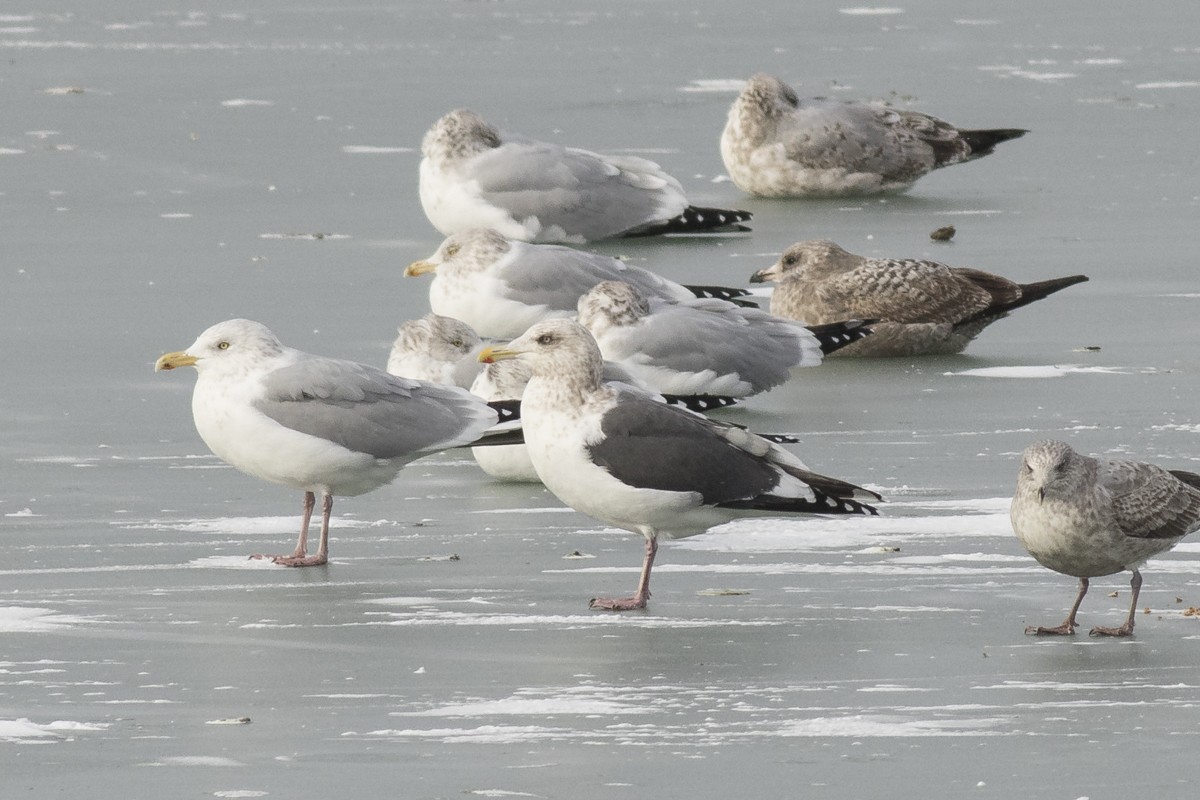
[720,73,1027,197]
[1010,439,1200,636]
[420,108,751,243]
[386,313,484,387]
[750,239,1088,357]
[478,319,880,610]
[576,280,870,398]
[155,319,508,566]
[404,227,756,339]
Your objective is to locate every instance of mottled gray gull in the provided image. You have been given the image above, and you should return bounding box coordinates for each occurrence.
[576,280,870,398]
[750,239,1088,357]
[420,108,751,243]
[1011,440,1200,636]
[404,227,755,339]
[155,319,507,566]
[386,313,484,387]
[478,319,880,610]
[720,73,1027,197]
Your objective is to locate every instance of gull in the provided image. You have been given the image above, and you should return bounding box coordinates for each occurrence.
[576,280,870,398]
[420,108,751,243]
[750,239,1088,357]
[478,319,881,610]
[1011,440,1200,636]
[155,319,510,566]
[404,227,756,339]
[720,73,1027,197]
[386,313,484,388]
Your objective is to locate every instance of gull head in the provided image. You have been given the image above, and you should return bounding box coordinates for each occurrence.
[155,318,285,375]
[738,73,800,117]
[478,319,603,386]
[750,239,856,285]
[393,313,480,362]
[577,280,651,331]
[405,228,510,278]
[422,108,501,162]
[1018,439,1081,504]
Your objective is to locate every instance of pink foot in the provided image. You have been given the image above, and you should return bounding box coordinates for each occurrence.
[248,553,328,567]
[589,595,648,611]
[1089,623,1134,637]
[1025,622,1076,636]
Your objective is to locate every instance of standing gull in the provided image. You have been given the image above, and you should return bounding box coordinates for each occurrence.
[404,227,755,340]
[720,73,1027,197]
[479,319,880,610]
[750,240,1088,357]
[576,280,869,398]
[1011,440,1200,636]
[155,319,506,566]
[420,108,751,243]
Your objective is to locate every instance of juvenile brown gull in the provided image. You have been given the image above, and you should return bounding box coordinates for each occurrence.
[420,108,751,243]
[750,239,1088,357]
[478,319,880,611]
[155,319,509,566]
[404,227,755,340]
[1010,440,1200,636]
[576,280,869,398]
[721,73,1027,197]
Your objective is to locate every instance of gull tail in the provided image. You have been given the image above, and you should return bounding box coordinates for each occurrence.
[955,274,1089,331]
[807,319,876,355]
[960,127,1028,159]
[626,206,753,237]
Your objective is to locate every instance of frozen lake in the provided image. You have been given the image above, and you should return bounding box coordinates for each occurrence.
[4,2,1200,797]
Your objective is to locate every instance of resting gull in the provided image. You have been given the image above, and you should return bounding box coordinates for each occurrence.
[1010,440,1200,636]
[478,319,880,610]
[720,73,1027,197]
[155,319,510,566]
[750,239,1088,357]
[420,108,751,243]
[576,280,870,398]
[404,227,755,339]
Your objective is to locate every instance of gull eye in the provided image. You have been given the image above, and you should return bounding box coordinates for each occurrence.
[449,338,464,348]
[444,244,460,258]
[536,333,555,346]
[782,254,797,267]
[217,341,231,350]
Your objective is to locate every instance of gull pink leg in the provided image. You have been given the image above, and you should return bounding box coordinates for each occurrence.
[273,492,331,567]
[1027,577,1089,635]
[1090,569,1141,637]
[590,536,657,611]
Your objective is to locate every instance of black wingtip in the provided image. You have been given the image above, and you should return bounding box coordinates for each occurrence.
[626,206,753,237]
[683,284,758,307]
[807,318,877,355]
[961,127,1029,157]
[487,399,521,424]
[662,394,741,412]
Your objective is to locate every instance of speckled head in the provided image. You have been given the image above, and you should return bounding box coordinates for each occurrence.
[577,280,651,330]
[422,108,502,162]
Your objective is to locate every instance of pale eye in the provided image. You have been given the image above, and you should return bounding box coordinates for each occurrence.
[536,334,554,345]
[450,338,463,348]
[217,341,230,350]
[444,244,460,258]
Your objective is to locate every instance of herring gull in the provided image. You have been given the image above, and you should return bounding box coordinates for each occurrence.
[404,227,755,339]
[155,319,511,566]
[478,319,880,610]
[420,108,751,243]
[750,240,1088,357]
[1010,439,1200,636]
[720,73,1027,197]
[576,280,870,398]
